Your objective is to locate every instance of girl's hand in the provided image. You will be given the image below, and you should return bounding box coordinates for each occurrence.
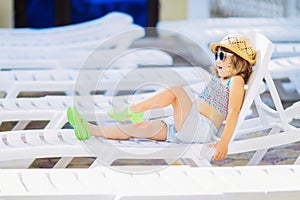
[210,141,228,161]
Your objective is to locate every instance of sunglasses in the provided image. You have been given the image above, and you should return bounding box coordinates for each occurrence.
[214,51,233,62]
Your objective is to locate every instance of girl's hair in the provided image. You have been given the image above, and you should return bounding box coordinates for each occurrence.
[211,47,252,83]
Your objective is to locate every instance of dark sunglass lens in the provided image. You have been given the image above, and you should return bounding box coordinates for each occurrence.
[219,51,225,61]
[214,52,218,60]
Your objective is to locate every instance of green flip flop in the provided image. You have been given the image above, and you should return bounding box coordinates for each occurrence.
[67,106,91,140]
[107,107,144,124]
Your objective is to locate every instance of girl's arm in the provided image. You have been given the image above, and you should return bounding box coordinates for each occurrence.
[213,76,245,160]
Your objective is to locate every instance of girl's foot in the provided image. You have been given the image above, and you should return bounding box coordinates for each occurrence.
[107,107,144,124]
[67,106,91,140]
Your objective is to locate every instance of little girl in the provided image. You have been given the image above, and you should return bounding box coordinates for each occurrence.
[67,33,256,161]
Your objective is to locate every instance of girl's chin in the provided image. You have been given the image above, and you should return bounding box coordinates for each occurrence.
[217,69,228,77]
[218,73,228,78]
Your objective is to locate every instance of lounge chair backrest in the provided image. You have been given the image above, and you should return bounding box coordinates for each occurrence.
[0,12,133,37]
[232,33,274,141]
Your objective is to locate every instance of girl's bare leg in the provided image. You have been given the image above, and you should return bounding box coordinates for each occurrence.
[89,86,193,141]
[86,120,168,141]
[132,86,193,131]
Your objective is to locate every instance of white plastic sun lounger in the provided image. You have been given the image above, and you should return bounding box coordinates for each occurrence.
[0,13,146,68]
[158,21,300,58]
[70,33,300,167]
[0,24,144,51]
[158,18,300,44]
[0,12,133,43]
[0,165,299,200]
[1,34,300,168]
[0,20,172,70]
[0,66,207,98]
[184,27,300,51]
[0,93,175,131]
[0,48,173,70]
[158,17,300,32]
[0,12,132,36]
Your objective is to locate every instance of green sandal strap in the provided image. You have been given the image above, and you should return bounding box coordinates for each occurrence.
[107,107,144,123]
[67,107,91,140]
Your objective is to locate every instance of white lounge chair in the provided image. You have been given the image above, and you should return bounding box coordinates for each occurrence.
[0,93,173,131]
[83,33,300,167]
[0,12,133,43]
[0,28,173,71]
[0,12,132,36]
[0,12,169,71]
[0,47,173,70]
[159,25,300,58]
[158,17,300,60]
[0,165,299,199]
[1,33,299,169]
[0,23,143,50]
[0,24,144,68]
[78,32,292,167]
[158,18,300,43]
[0,67,205,98]
[158,17,300,34]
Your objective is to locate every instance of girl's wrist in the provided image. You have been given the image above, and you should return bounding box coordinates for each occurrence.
[219,138,230,145]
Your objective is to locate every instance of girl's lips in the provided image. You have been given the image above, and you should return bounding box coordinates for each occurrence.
[217,66,223,69]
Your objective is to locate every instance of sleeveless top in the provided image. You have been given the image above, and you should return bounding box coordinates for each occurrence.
[199,76,231,116]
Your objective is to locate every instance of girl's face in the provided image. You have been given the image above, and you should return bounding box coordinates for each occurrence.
[214,48,233,78]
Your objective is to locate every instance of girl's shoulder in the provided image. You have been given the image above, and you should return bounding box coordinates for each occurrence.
[229,75,244,83]
[228,75,245,88]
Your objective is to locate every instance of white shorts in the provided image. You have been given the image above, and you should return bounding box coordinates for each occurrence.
[162,87,219,143]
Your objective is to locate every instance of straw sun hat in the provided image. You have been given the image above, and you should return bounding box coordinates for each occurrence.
[210,33,256,65]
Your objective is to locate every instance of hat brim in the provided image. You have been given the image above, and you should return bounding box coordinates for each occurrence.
[210,43,256,65]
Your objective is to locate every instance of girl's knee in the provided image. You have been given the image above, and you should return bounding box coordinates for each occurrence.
[169,85,183,92]
[169,85,186,97]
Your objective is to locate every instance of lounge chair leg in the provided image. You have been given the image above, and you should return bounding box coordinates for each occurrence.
[104,90,117,96]
[294,155,300,165]
[184,145,213,167]
[12,121,30,131]
[164,158,178,165]
[248,126,281,166]
[54,157,73,168]
[248,149,268,166]
[191,158,212,167]
[90,157,113,168]
[46,112,67,129]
